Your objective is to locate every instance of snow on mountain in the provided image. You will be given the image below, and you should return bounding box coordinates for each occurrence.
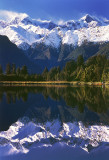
[0,13,109,50]
[0,118,109,155]
[44,28,61,48]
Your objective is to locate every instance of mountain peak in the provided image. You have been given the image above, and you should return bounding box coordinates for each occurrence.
[1,12,109,51]
[10,13,29,24]
[80,14,95,23]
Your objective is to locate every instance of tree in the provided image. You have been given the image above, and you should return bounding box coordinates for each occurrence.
[48,67,61,81]
[6,63,11,75]
[42,67,48,81]
[12,64,16,74]
[56,66,61,80]
[16,67,20,75]
[42,67,48,75]
[102,59,109,81]
[77,55,84,67]
[85,65,95,82]
[0,65,3,74]
[76,66,85,81]
[20,65,28,75]
[64,60,77,80]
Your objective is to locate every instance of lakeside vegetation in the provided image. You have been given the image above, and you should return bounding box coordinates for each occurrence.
[0,55,109,83]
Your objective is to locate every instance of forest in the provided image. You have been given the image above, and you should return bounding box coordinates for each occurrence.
[0,55,109,82]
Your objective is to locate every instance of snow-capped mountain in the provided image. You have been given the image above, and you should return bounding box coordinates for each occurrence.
[0,13,109,50]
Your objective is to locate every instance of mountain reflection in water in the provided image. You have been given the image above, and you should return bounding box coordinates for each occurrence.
[0,86,109,131]
[0,85,109,160]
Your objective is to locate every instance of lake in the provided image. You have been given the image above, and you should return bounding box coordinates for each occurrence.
[0,85,109,160]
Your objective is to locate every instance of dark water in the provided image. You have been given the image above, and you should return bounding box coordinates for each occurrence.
[0,85,109,131]
[0,85,109,160]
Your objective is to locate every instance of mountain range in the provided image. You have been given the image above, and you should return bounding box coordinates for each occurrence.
[0,13,109,72]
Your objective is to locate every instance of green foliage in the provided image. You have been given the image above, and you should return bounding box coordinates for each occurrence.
[102,59,109,81]
[47,67,60,81]
[64,60,77,74]
[42,67,48,80]
[76,66,85,81]
[24,55,108,82]
[77,55,84,67]
[16,67,20,76]
[12,64,16,74]
[6,63,11,75]
[85,55,107,81]
[0,54,108,82]
[20,65,28,75]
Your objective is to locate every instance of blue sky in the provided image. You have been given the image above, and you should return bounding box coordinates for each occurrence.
[0,0,109,21]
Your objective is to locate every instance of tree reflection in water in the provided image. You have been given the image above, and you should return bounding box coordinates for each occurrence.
[0,85,109,131]
[0,86,108,113]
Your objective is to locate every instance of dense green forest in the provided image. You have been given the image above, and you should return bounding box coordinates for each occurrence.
[0,55,109,82]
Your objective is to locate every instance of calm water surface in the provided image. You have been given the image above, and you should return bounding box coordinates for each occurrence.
[0,85,109,160]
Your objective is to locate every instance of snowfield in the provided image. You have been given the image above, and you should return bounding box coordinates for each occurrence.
[0,14,109,50]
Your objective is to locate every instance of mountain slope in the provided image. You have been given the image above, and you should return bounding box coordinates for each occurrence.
[0,35,41,73]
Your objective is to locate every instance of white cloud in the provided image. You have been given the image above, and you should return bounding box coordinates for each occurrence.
[37,18,51,23]
[0,10,28,22]
[57,19,65,25]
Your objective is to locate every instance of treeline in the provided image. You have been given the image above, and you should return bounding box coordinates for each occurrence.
[42,54,109,82]
[0,55,109,82]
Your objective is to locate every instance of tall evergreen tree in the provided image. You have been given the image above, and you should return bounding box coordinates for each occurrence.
[0,65,3,74]
[12,64,16,74]
[20,65,28,75]
[77,55,84,66]
[6,63,11,75]
[16,67,20,75]
[102,59,109,81]
[42,67,48,75]
[42,67,48,80]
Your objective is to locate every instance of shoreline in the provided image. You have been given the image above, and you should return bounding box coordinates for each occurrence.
[0,81,108,86]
